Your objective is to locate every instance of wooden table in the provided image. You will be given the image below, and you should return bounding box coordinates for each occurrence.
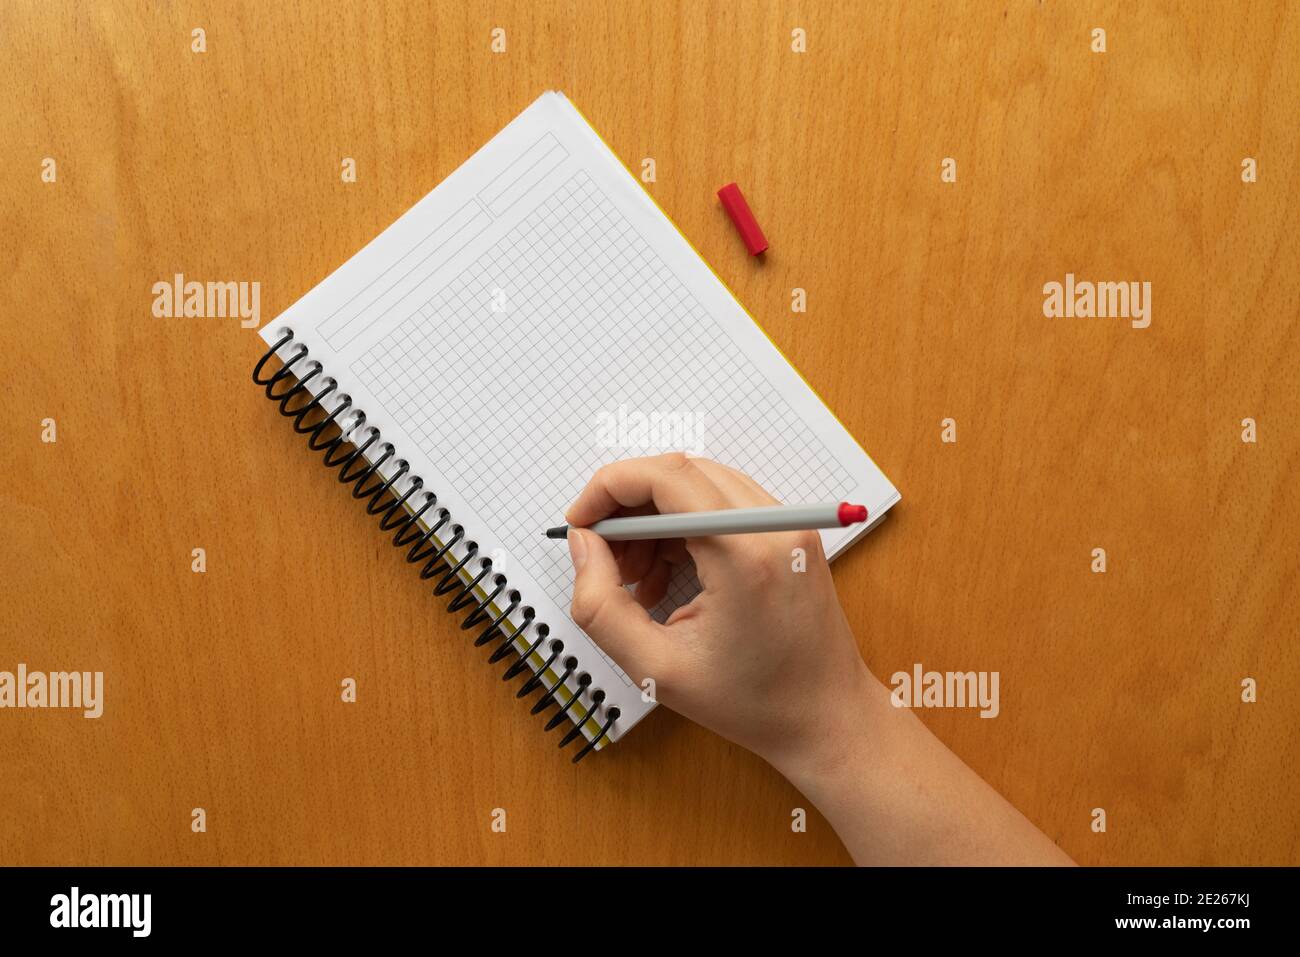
[2,0,1296,866]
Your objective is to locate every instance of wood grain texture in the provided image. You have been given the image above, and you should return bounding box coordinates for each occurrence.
[1,0,1297,866]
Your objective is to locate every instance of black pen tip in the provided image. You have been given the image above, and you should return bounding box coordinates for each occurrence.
[545,525,570,540]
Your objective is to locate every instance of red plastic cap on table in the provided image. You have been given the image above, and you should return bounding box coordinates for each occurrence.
[717,182,769,255]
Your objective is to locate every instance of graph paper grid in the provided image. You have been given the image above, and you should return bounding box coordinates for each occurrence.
[353,169,854,647]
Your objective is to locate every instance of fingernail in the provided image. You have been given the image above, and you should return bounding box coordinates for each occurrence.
[568,529,588,571]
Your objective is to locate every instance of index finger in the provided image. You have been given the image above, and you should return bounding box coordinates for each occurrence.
[565,453,733,527]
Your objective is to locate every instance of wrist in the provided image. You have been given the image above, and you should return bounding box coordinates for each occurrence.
[761,660,884,787]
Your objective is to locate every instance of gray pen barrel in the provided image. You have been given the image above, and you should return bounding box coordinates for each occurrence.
[586,503,844,541]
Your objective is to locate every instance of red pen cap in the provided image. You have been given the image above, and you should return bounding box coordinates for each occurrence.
[717,182,769,255]
[837,503,868,526]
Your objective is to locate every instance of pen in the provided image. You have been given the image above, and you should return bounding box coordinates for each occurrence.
[545,503,868,542]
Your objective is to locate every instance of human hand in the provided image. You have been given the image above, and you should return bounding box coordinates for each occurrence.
[565,453,873,769]
[566,453,1074,865]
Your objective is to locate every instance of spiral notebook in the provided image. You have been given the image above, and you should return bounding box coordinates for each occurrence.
[253,91,900,761]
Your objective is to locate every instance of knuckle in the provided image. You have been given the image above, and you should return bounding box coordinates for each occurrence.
[789,529,824,557]
[732,544,777,586]
[570,589,604,631]
[660,451,692,472]
[590,461,617,488]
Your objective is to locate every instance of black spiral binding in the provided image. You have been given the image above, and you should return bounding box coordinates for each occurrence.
[253,330,620,762]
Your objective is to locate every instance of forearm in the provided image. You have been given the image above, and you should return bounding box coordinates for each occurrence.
[767,665,1075,866]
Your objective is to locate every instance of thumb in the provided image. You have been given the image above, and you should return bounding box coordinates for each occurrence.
[568,529,665,682]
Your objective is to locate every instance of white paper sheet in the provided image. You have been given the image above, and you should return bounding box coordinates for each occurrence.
[259,91,900,742]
